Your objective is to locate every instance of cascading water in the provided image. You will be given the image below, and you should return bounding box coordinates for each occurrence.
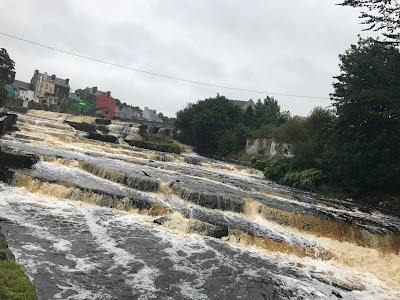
[1,110,400,300]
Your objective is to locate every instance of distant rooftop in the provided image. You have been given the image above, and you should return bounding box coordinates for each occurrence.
[230,100,248,107]
[12,80,30,90]
[38,73,70,88]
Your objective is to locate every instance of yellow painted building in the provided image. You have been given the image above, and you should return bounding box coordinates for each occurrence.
[32,72,58,105]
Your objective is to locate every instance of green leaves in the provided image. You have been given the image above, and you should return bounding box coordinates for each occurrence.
[175,94,243,156]
[330,38,400,195]
[339,1,400,43]
[0,48,15,84]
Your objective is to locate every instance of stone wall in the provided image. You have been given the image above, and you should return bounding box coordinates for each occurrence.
[245,137,291,157]
[245,137,273,155]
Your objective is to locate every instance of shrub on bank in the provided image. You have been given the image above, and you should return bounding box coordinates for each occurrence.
[282,168,324,191]
[251,156,323,192]
[128,134,183,154]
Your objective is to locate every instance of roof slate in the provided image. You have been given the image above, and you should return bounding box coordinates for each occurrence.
[12,80,31,90]
[230,100,248,107]
[38,73,70,88]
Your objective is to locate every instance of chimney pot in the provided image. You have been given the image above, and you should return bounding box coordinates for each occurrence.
[65,79,69,84]
[92,87,97,94]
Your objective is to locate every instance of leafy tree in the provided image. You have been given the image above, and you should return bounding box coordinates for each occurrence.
[340,0,400,43]
[217,130,238,157]
[0,48,15,103]
[273,108,336,169]
[0,48,15,84]
[254,96,290,128]
[234,123,252,150]
[273,117,307,153]
[244,105,257,128]
[175,94,243,155]
[252,124,276,137]
[329,37,400,195]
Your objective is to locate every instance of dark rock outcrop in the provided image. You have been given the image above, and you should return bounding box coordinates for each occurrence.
[0,150,39,169]
[170,182,245,213]
[87,133,117,143]
[0,113,18,137]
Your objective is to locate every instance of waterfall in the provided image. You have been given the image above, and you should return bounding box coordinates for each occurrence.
[1,110,400,299]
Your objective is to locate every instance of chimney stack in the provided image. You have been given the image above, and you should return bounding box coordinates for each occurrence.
[92,87,97,94]
[65,78,69,85]
[51,74,56,81]
[106,91,111,97]
[34,69,39,76]
[43,72,48,82]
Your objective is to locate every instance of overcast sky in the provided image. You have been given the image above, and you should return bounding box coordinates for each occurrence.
[0,0,367,117]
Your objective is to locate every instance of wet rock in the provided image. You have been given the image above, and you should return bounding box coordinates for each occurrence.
[0,113,17,137]
[0,225,15,261]
[170,182,245,213]
[87,133,118,144]
[0,149,39,169]
[153,216,170,225]
[95,118,111,125]
[190,222,229,239]
[65,121,97,133]
[79,162,160,192]
[183,157,202,166]
[125,175,159,192]
[67,187,153,211]
[0,167,15,184]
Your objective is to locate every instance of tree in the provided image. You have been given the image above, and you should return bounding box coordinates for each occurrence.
[0,48,15,84]
[217,130,238,157]
[340,0,400,43]
[253,96,290,128]
[272,108,336,169]
[329,37,400,195]
[175,94,243,155]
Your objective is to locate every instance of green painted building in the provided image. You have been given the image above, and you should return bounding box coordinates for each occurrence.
[73,100,92,113]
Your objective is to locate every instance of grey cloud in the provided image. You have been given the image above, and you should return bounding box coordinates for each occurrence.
[0,0,366,117]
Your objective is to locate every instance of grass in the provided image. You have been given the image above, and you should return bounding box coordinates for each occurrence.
[0,260,38,300]
[128,134,183,154]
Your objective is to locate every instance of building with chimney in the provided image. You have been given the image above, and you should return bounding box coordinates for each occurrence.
[77,87,104,109]
[96,91,116,119]
[30,70,70,105]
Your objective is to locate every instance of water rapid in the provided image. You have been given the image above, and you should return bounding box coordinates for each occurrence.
[0,110,399,300]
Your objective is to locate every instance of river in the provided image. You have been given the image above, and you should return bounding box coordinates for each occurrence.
[0,110,399,300]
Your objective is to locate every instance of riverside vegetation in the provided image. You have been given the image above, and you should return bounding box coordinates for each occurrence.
[0,231,38,300]
[175,38,400,212]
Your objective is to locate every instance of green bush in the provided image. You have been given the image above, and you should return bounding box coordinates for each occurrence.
[128,134,183,154]
[282,168,324,191]
[250,155,270,171]
[263,157,291,181]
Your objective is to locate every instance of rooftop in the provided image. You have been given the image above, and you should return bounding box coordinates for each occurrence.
[12,80,31,90]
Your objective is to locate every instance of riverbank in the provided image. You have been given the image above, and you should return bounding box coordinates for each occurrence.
[0,224,38,300]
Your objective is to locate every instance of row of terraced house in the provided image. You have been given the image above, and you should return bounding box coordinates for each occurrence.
[4,69,162,122]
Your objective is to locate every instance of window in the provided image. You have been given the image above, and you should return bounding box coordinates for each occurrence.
[45,84,48,89]
[104,111,109,115]
[49,87,52,93]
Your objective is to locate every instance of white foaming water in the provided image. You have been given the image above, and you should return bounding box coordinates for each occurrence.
[2,111,400,299]
[1,184,399,299]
